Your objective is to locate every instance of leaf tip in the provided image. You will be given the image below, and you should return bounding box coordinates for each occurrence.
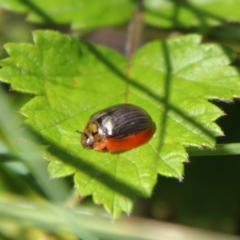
[78,195,84,200]
[96,203,102,208]
[186,159,191,163]
[126,212,131,217]
[178,177,184,182]
[9,86,14,91]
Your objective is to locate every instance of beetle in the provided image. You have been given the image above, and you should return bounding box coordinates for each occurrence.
[79,103,155,152]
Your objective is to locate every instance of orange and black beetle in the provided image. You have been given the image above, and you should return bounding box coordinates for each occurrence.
[80,103,155,152]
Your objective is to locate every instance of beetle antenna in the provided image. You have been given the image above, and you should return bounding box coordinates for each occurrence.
[76,130,82,135]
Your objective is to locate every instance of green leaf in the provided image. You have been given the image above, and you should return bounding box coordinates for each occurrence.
[144,0,240,28]
[0,0,135,30]
[1,30,240,217]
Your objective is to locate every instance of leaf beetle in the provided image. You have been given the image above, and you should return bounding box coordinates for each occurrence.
[79,103,155,152]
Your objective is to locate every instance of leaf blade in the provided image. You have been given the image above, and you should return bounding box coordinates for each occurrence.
[1,31,240,216]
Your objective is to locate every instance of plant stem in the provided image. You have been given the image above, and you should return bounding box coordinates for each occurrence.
[125,0,144,61]
[187,143,240,156]
[124,0,144,102]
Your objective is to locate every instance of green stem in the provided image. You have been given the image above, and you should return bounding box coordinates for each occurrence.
[187,143,240,156]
